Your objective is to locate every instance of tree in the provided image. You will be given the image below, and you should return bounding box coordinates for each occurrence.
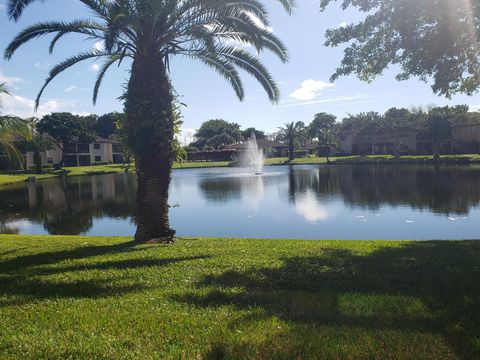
[20,125,56,173]
[308,112,336,141]
[242,127,266,141]
[317,127,337,163]
[383,108,413,157]
[320,0,480,97]
[5,0,293,243]
[192,119,242,149]
[423,106,467,160]
[277,121,305,160]
[92,112,123,138]
[0,115,30,169]
[0,83,10,109]
[36,113,96,166]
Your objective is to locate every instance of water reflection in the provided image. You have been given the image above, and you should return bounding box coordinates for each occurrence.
[0,174,136,235]
[0,165,479,238]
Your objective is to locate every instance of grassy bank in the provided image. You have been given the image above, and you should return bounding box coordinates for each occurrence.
[1,154,479,186]
[1,235,479,359]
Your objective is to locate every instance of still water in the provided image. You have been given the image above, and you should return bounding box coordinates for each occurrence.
[0,165,479,240]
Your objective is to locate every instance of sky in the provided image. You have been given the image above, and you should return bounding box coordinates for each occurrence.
[1,0,480,144]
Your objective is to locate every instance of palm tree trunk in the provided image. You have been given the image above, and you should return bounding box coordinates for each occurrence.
[433,141,440,161]
[125,56,176,243]
[33,151,42,174]
[289,137,294,160]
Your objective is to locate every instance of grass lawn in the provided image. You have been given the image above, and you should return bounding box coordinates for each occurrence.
[1,235,479,359]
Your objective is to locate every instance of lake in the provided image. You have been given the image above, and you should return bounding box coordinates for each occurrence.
[0,164,479,240]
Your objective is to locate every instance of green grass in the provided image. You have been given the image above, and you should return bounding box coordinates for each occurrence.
[1,235,479,359]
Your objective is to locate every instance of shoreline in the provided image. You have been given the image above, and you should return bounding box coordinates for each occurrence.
[1,154,479,187]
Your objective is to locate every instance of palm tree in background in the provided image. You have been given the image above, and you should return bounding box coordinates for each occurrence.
[1,83,30,169]
[277,121,305,161]
[5,0,294,243]
[21,125,57,174]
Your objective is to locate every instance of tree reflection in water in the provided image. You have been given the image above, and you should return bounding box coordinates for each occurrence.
[0,165,479,236]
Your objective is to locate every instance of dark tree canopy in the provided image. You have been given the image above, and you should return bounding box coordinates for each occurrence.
[308,112,337,140]
[192,119,242,149]
[91,112,124,138]
[321,0,480,97]
[242,127,266,140]
[36,112,96,148]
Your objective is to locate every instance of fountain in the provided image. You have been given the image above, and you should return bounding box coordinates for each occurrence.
[239,134,264,175]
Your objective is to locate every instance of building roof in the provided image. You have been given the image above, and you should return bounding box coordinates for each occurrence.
[226,138,288,150]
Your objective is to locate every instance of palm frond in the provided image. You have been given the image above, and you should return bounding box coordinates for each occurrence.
[36,50,108,109]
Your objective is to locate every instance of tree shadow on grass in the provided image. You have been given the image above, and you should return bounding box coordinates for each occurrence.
[0,240,138,274]
[0,240,211,307]
[174,241,480,359]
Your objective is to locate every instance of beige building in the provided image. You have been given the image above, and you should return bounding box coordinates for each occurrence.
[25,137,124,169]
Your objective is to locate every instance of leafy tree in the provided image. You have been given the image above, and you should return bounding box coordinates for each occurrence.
[308,112,336,141]
[423,106,467,160]
[36,112,96,166]
[242,127,266,141]
[92,112,123,138]
[384,108,413,157]
[320,0,480,97]
[277,121,306,160]
[317,127,338,163]
[192,119,242,149]
[5,0,293,243]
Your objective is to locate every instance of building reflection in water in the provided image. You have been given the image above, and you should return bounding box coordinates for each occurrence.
[0,165,479,236]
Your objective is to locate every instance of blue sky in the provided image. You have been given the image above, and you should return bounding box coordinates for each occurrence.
[1,0,479,143]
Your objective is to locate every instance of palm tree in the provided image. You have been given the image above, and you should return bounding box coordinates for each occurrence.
[0,116,30,169]
[1,84,30,169]
[5,0,294,243]
[0,83,9,102]
[277,121,305,160]
[21,125,56,173]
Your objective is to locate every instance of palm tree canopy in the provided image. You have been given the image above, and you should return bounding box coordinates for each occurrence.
[0,83,10,110]
[5,0,295,108]
[277,121,305,141]
[0,115,31,168]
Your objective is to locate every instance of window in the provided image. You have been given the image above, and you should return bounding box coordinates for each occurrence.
[94,143,101,150]
[77,144,90,153]
[112,144,122,153]
[95,156,102,162]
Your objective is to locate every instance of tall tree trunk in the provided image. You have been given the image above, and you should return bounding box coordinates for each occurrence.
[289,137,294,160]
[124,56,176,243]
[433,140,440,161]
[33,150,42,174]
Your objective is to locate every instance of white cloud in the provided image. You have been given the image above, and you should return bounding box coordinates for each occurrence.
[90,63,100,72]
[0,69,24,85]
[338,22,348,28]
[289,79,335,101]
[64,85,77,93]
[0,93,78,117]
[279,93,379,108]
